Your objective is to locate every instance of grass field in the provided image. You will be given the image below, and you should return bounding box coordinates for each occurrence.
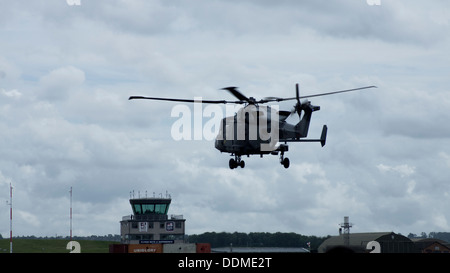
[0,239,116,253]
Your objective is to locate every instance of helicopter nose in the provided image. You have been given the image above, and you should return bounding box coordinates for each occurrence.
[214,138,221,149]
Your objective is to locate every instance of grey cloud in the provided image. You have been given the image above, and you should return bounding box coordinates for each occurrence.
[38,66,85,100]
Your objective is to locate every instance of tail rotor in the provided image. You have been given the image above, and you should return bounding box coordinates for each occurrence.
[293,83,306,118]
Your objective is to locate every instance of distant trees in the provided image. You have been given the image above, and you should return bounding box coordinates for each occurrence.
[428,232,450,242]
[187,231,329,250]
[189,231,450,250]
[6,231,449,246]
[407,232,428,239]
[9,234,121,242]
[407,232,450,242]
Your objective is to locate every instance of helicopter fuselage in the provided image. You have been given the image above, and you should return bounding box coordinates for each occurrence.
[214,102,325,169]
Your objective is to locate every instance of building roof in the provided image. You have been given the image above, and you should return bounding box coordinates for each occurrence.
[411,238,450,253]
[410,238,448,244]
[318,232,411,253]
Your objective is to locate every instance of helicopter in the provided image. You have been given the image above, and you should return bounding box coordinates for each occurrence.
[129,83,376,169]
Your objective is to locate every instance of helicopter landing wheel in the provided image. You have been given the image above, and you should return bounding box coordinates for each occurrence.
[229,156,245,169]
[282,158,290,168]
[280,152,290,168]
[229,158,237,169]
[240,160,245,168]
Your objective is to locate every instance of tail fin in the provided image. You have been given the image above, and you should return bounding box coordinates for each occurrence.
[320,125,327,147]
[295,101,320,138]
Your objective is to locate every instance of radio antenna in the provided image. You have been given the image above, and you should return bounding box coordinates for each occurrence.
[70,187,73,241]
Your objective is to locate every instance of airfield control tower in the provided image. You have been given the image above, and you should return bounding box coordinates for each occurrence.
[120,194,186,244]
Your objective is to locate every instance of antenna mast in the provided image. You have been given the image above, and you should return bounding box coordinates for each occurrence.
[340,216,353,246]
[9,183,13,253]
[70,187,72,241]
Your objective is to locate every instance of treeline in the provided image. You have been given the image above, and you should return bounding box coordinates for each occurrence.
[187,231,329,250]
[3,231,449,246]
[1,234,121,242]
[407,232,450,242]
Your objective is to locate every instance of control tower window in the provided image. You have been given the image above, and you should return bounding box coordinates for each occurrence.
[142,204,155,214]
[133,204,142,214]
[155,204,169,214]
[132,203,170,215]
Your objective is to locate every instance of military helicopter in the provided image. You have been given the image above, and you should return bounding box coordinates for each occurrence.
[129,83,376,169]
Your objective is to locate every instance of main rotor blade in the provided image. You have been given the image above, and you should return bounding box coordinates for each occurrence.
[299,85,377,99]
[128,96,243,104]
[259,86,377,103]
[221,87,249,102]
[129,85,377,104]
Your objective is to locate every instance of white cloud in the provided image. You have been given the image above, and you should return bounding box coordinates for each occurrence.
[0,170,13,187]
[377,163,415,177]
[1,88,22,98]
[38,66,85,100]
[16,210,41,229]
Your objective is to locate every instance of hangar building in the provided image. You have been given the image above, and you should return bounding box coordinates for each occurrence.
[318,232,417,253]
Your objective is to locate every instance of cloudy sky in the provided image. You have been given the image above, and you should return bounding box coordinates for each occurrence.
[1,0,449,239]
